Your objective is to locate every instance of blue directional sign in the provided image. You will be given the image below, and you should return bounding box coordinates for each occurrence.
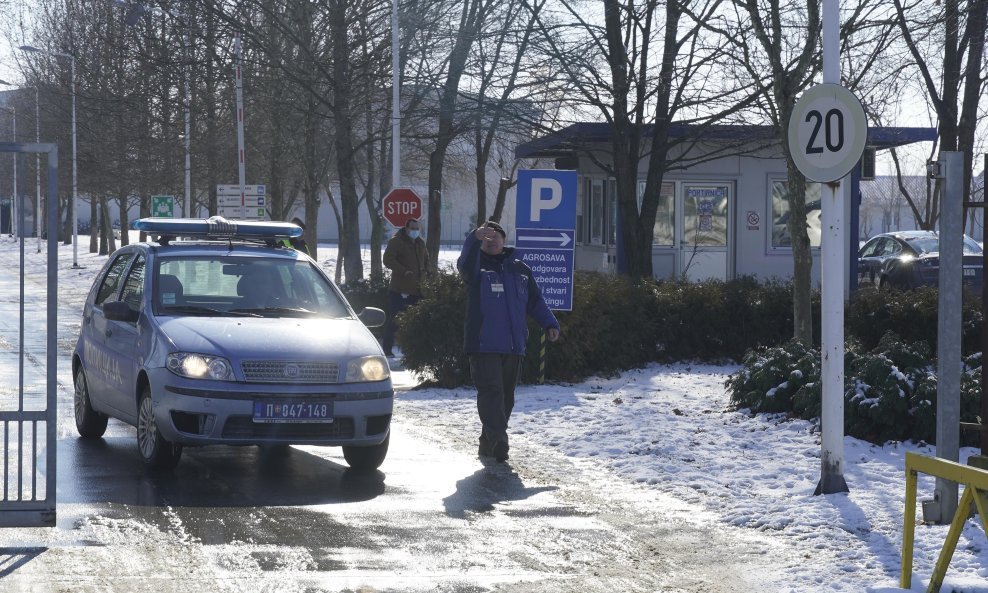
[515,170,577,311]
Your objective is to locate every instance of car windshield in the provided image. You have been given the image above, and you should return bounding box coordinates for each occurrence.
[905,235,982,255]
[154,256,353,318]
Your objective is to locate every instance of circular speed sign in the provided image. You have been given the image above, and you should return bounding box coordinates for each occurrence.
[787,84,867,183]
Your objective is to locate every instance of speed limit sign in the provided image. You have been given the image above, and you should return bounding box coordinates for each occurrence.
[787,84,867,183]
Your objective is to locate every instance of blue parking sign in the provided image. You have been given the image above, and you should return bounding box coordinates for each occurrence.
[515,170,577,311]
[516,170,577,229]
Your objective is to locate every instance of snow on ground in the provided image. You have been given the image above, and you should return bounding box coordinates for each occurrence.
[0,231,986,592]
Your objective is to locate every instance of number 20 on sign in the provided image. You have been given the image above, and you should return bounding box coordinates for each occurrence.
[787,83,867,183]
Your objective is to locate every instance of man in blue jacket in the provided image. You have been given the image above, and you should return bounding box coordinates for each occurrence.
[457,219,561,462]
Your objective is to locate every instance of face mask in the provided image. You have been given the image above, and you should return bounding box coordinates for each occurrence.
[407,230,420,239]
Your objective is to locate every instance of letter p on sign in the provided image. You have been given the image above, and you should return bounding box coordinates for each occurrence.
[530,178,563,222]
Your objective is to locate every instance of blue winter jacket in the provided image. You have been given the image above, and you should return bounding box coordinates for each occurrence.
[457,232,560,355]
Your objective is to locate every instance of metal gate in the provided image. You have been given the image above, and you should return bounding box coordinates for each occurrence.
[0,142,58,527]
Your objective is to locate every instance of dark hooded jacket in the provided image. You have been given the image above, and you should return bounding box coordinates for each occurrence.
[457,231,559,355]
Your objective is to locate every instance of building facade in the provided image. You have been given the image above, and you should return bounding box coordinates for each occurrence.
[515,123,937,285]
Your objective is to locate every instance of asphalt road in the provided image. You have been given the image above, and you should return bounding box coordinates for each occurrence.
[0,251,786,593]
[0,408,782,593]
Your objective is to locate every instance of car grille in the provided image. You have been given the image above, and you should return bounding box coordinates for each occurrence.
[241,360,340,383]
[221,416,355,439]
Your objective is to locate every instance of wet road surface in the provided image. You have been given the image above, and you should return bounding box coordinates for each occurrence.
[0,255,787,592]
[0,406,784,592]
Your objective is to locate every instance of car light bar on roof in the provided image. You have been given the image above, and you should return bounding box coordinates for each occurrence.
[132,216,302,239]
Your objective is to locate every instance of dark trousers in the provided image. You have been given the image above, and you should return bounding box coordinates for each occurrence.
[469,353,522,444]
[382,291,420,354]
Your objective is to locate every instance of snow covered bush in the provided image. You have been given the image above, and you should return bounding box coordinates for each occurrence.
[726,332,984,445]
[843,334,936,443]
[725,339,821,414]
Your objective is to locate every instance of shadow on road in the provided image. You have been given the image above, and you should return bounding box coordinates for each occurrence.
[442,465,557,518]
[0,547,46,578]
[59,436,386,507]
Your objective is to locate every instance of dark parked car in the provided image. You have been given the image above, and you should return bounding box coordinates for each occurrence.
[857,230,983,291]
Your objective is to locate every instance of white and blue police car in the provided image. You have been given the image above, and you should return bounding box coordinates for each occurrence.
[72,217,393,471]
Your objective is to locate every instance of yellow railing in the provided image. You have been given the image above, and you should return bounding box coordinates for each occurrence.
[901,452,988,592]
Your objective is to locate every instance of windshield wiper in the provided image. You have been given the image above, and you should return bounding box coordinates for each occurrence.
[160,305,260,317]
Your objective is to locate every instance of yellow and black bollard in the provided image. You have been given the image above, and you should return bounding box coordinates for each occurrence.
[538,328,547,385]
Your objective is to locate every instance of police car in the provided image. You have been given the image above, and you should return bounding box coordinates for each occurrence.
[72,217,393,471]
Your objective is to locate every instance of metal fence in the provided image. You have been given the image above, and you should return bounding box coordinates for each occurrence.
[0,142,58,527]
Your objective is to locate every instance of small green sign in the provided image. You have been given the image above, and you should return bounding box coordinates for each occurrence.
[151,195,175,218]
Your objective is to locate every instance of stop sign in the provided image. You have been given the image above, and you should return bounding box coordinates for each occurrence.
[382,187,423,228]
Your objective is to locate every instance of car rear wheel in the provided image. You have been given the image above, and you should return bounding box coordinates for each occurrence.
[342,433,389,472]
[74,368,108,438]
[137,387,183,470]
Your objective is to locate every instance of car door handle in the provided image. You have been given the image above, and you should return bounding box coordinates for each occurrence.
[105,329,112,338]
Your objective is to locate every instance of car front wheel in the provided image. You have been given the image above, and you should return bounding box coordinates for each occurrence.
[137,387,182,470]
[74,368,108,438]
[342,434,389,472]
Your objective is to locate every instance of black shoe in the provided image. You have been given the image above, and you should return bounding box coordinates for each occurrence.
[478,434,492,457]
[384,350,395,358]
[491,440,509,462]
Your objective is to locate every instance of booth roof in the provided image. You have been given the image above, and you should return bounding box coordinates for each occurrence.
[514,122,937,159]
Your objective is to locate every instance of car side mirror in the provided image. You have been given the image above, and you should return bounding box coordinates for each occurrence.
[357,307,386,328]
[103,300,140,323]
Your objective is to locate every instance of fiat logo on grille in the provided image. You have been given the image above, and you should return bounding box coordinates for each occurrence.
[283,364,300,378]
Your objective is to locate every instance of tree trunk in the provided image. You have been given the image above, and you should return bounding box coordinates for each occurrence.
[329,0,363,285]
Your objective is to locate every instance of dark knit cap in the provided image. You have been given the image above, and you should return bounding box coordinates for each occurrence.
[483,220,506,238]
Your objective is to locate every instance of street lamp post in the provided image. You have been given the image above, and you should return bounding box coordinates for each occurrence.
[0,103,16,238]
[19,45,78,268]
[0,80,43,252]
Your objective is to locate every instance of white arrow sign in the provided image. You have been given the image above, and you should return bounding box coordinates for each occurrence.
[517,232,572,247]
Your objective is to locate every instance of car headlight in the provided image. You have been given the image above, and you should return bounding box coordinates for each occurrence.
[345,355,390,383]
[167,352,234,380]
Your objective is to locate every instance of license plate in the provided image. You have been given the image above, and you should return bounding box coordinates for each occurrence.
[964,268,977,277]
[253,401,334,423]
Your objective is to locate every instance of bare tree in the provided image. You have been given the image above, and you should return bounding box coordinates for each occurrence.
[527,0,758,279]
[892,0,988,223]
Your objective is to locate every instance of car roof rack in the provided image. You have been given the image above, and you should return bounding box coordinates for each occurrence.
[132,216,302,246]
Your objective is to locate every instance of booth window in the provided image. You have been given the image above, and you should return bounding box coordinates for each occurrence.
[591,180,604,244]
[771,180,822,248]
[683,185,729,247]
[577,178,586,244]
[607,179,618,245]
[639,180,675,246]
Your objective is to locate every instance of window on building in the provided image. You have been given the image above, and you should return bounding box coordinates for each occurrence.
[607,179,618,246]
[577,178,587,244]
[590,179,604,245]
[684,185,729,247]
[637,180,676,246]
[771,180,822,248]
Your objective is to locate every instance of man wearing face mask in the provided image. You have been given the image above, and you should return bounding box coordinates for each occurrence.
[457,219,560,463]
[382,218,431,357]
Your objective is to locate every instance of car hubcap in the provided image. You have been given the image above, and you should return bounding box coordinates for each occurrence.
[74,373,86,420]
[138,397,157,458]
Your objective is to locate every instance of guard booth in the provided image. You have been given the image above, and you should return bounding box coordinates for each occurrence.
[514,123,936,284]
[0,142,59,527]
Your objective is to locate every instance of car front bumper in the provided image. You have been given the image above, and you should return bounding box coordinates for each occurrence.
[147,369,393,447]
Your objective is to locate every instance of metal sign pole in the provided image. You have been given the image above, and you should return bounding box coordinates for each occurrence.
[933,151,963,523]
[815,0,849,495]
[234,31,247,220]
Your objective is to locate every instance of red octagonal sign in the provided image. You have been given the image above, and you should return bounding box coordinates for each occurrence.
[382,187,423,228]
